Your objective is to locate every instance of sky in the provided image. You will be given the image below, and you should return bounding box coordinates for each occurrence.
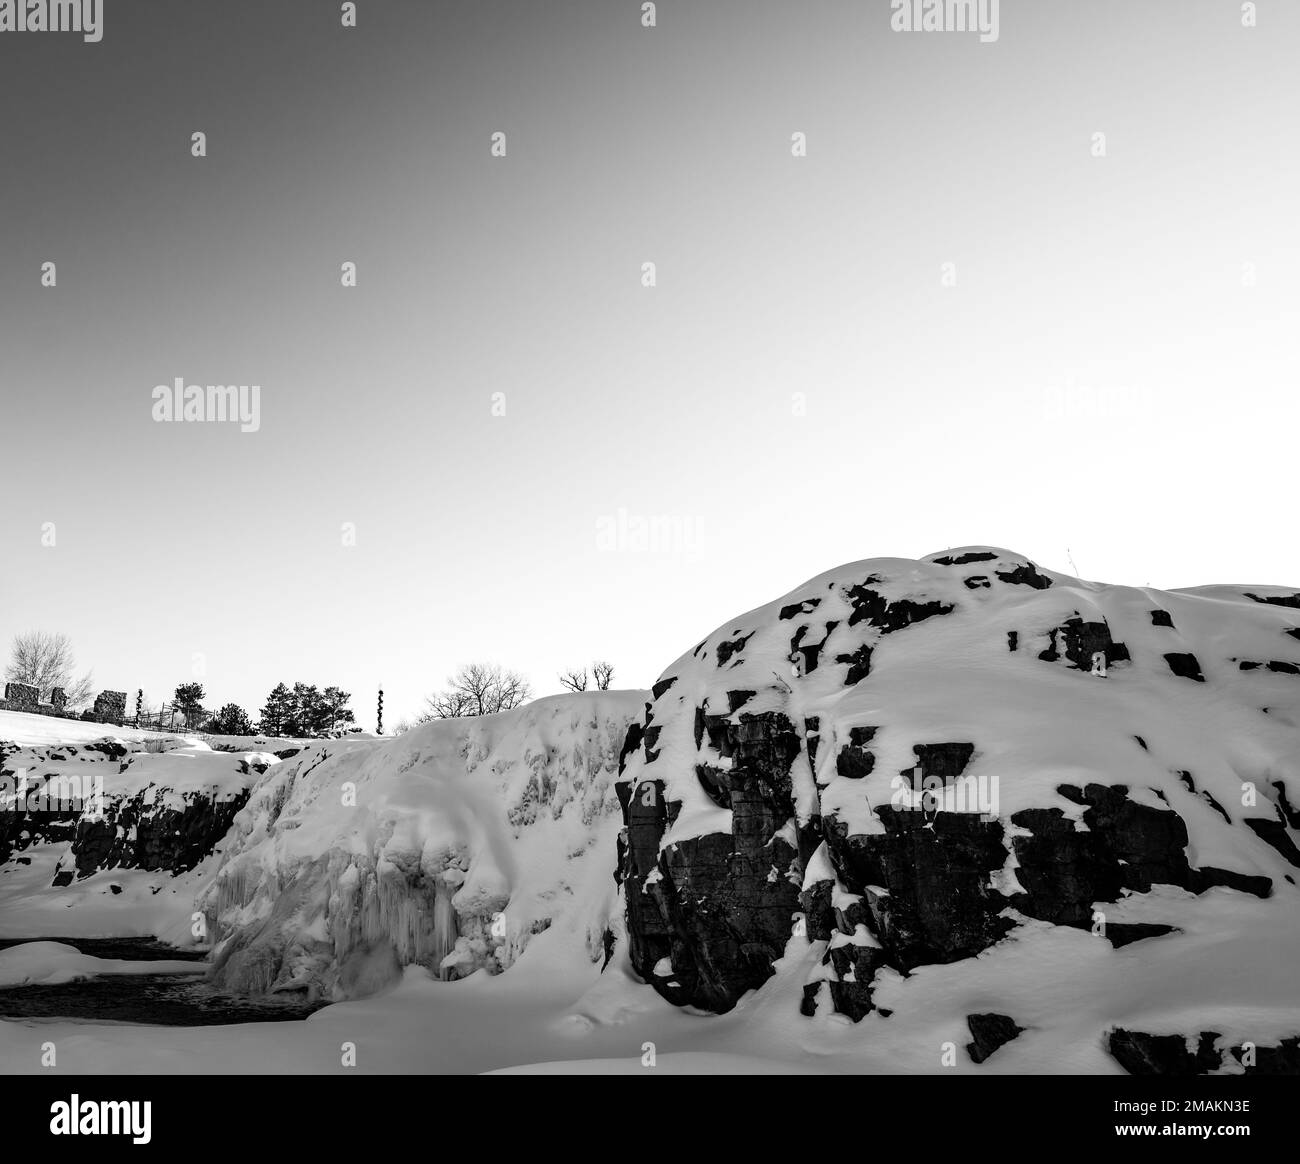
[1,0,1297,728]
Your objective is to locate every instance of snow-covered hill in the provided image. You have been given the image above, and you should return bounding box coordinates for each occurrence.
[614,547,1300,1069]
[0,710,200,749]
[200,691,645,999]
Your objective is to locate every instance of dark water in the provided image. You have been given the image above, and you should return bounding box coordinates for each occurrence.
[0,938,328,1026]
[0,937,208,962]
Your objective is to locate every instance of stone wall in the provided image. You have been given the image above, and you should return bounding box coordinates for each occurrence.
[0,684,132,725]
[93,690,127,720]
[3,682,39,707]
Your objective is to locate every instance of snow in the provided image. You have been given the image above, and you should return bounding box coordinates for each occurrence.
[0,710,200,749]
[198,691,647,997]
[0,941,205,986]
[0,548,1296,1072]
[0,742,271,944]
[0,882,1296,1073]
[625,547,1300,857]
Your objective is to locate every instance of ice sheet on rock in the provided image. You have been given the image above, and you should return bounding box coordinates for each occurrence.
[199,691,646,999]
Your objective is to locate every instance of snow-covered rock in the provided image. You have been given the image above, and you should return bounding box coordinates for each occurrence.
[200,691,646,1000]
[615,547,1300,1046]
[0,740,271,943]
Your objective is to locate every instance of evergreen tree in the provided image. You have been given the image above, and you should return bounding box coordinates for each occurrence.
[259,683,294,737]
[207,703,254,736]
[173,682,206,727]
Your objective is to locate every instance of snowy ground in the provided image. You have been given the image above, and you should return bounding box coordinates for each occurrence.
[2,884,1297,1073]
[0,709,311,753]
[0,710,199,749]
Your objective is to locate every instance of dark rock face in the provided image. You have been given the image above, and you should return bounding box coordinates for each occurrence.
[967,1013,1024,1063]
[1038,617,1130,670]
[1008,784,1271,929]
[1243,818,1300,868]
[995,563,1052,589]
[1151,609,1175,627]
[935,551,997,566]
[844,582,954,632]
[651,677,678,701]
[1110,1029,1300,1075]
[617,710,802,1013]
[835,727,877,780]
[910,742,974,780]
[1246,592,1300,609]
[715,632,755,667]
[835,643,874,685]
[0,802,81,866]
[780,597,821,621]
[0,743,255,882]
[822,808,1013,973]
[1230,1037,1300,1074]
[1109,1029,1224,1076]
[1104,923,1179,948]
[790,622,838,675]
[1164,652,1205,681]
[72,789,251,877]
[1239,659,1300,676]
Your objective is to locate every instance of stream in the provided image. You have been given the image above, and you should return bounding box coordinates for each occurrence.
[0,938,328,1026]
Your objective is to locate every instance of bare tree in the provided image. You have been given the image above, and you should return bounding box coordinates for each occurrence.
[421,663,533,720]
[558,667,589,693]
[421,688,475,721]
[592,660,615,690]
[5,631,94,707]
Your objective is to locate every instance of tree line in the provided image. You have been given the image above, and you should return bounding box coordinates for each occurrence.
[5,631,619,739]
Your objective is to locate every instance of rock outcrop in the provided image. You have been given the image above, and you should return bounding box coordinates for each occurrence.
[615,547,1300,1049]
[0,740,261,879]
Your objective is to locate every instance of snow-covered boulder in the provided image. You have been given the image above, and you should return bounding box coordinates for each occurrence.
[615,547,1300,1048]
[200,691,646,1000]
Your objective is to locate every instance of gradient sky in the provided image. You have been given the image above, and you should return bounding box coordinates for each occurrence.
[1,0,1297,727]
